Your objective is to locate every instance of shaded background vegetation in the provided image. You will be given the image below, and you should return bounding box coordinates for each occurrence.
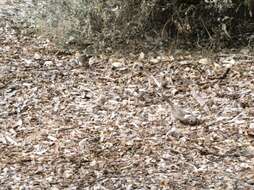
[26,0,254,53]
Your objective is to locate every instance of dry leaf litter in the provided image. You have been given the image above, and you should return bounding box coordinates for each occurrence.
[1,1,254,189]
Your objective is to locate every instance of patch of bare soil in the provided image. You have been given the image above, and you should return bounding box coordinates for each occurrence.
[1,2,254,189]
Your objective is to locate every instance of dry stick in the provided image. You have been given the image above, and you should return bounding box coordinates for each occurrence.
[200,17,213,41]
[209,67,231,80]
[217,67,231,80]
[161,18,171,38]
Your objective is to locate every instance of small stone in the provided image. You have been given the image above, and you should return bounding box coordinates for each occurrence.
[44,60,54,67]
[34,53,41,60]
[138,52,145,60]
[198,58,209,64]
[112,61,124,69]
[247,123,254,137]
[150,57,160,64]
[178,60,189,65]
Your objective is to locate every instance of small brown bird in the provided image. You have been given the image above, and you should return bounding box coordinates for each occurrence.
[78,53,92,68]
[163,96,201,126]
